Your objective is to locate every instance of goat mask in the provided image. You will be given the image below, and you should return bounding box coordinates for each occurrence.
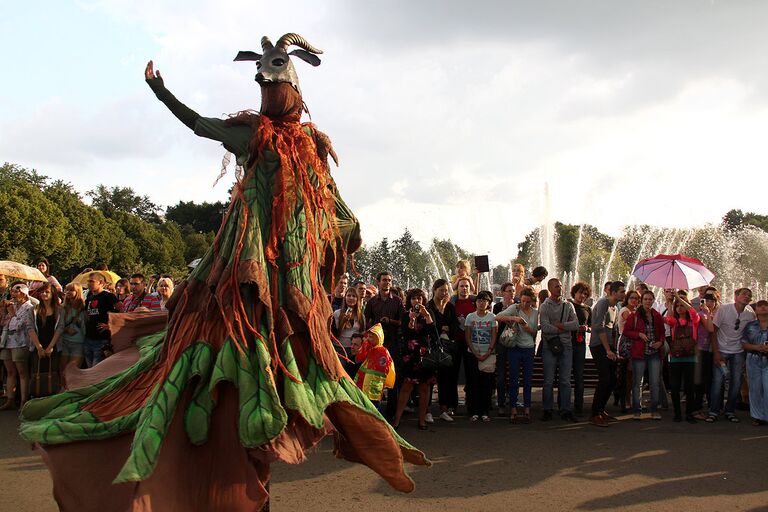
[234,33,322,95]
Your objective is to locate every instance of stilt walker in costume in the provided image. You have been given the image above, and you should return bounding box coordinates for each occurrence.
[19,33,429,511]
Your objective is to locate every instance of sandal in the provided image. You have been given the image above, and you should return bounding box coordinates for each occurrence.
[519,412,531,424]
[704,415,716,423]
[692,412,708,421]
[509,414,518,424]
[418,424,428,430]
[726,415,740,423]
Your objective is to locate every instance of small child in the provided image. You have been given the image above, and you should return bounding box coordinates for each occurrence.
[464,290,498,422]
[354,323,395,412]
[450,259,477,293]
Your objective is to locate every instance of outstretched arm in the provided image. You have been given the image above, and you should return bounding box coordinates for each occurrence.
[144,61,252,158]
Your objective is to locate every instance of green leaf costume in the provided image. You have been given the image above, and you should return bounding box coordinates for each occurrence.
[19,49,428,511]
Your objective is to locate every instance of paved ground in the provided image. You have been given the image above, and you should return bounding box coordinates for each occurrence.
[2,399,767,512]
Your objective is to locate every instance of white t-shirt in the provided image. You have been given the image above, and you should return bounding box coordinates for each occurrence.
[713,303,756,354]
[464,311,497,354]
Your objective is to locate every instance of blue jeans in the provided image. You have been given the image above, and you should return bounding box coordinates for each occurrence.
[542,342,573,414]
[84,338,106,368]
[632,354,661,413]
[747,353,768,421]
[507,347,534,408]
[710,352,745,417]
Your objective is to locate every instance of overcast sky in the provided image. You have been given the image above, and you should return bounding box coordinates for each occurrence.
[2,1,767,267]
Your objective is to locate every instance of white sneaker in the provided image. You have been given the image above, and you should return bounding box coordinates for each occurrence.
[425,413,434,424]
[470,415,479,422]
[439,411,454,422]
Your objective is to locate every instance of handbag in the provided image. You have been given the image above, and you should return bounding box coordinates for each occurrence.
[544,303,567,355]
[670,323,696,358]
[420,330,453,371]
[478,353,497,373]
[498,320,520,349]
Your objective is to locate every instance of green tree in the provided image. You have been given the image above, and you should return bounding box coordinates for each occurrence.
[166,200,226,234]
[87,185,162,224]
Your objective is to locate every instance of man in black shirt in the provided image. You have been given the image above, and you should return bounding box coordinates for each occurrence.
[83,272,120,368]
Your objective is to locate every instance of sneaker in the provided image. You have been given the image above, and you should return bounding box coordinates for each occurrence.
[425,413,434,424]
[482,415,491,422]
[561,413,579,423]
[541,411,553,422]
[651,412,662,420]
[589,415,608,427]
[470,415,479,422]
[439,411,454,422]
[633,412,642,420]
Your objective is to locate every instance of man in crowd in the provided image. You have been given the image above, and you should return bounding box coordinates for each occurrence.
[708,287,755,423]
[120,273,161,312]
[84,272,120,367]
[328,273,349,311]
[539,278,579,422]
[364,271,405,422]
[590,281,626,427]
[524,266,548,288]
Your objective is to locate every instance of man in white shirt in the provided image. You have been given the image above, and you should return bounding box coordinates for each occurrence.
[708,287,755,422]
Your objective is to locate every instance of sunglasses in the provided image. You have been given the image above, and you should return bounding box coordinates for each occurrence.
[735,318,741,331]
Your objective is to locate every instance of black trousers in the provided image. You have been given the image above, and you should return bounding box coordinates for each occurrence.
[464,352,493,416]
[693,350,713,412]
[591,345,617,417]
[572,342,586,414]
[437,343,465,409]
[670,361,695,418]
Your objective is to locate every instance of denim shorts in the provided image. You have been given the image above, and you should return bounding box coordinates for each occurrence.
[59,338,85,357]
[0,347,30,362]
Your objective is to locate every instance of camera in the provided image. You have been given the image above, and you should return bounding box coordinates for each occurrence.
[414,304,421,312]
[700,299,705,306]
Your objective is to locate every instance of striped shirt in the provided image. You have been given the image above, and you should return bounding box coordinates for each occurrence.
[121,293,162,312]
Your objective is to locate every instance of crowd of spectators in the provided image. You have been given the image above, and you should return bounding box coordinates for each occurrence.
[2,257,767,432]
[0,260,174,409]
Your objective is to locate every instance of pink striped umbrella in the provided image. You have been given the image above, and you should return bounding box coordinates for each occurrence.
[632,254,715,290]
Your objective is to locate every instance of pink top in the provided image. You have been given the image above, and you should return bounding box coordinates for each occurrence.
[663,308,700,339]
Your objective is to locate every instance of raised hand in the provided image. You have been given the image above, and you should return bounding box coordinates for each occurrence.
[145,60,162,80]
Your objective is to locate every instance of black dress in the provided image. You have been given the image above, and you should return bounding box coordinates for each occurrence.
[398,312,438,385]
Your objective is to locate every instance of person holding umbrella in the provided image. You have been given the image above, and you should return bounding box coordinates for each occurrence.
[0,284,37,409]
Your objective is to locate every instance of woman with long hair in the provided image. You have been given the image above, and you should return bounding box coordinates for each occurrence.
[393,288,438,430]
[50,283,86,387]
[569,282,592,417]
[496,287,538,423]
[664,291,700,422]
[332,288,365,376]
[156,277,175,311]
[115,278,131,303]
[30,282,61,397]
[29,258,63,298]
[427,278,459,422]
[616,290,640,412]
[624,290,666,420]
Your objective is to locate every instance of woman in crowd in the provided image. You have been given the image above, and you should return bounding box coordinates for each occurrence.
[693,287,718,419]
[496,287,538,423]
[156,277,175,311]
[30,283,62,397]
[115,278,131,303]
[570,282,592,417]
[664,291,700,423]
[332,288,365,377]
[742,300,768,426]
[511,264,525,302]
[30,258,63,298]
[464,290,497,422]
[392,288,437,430]
[624,290,666,420]
[0,284,36,409]
[427,278,459,423]
[52,283,86,388]
[616,290,640,412]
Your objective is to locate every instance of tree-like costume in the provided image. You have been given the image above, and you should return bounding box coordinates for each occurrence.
[19,33,428,511]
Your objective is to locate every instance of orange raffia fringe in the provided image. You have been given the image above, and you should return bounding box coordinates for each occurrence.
[211,114,344,384]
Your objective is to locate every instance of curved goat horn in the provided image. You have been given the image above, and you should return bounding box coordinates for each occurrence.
[261,36,274,51]
[275,33,323,54]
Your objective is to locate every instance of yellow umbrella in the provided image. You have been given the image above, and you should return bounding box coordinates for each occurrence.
[70,270,122,287]
[0,260,47,282]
